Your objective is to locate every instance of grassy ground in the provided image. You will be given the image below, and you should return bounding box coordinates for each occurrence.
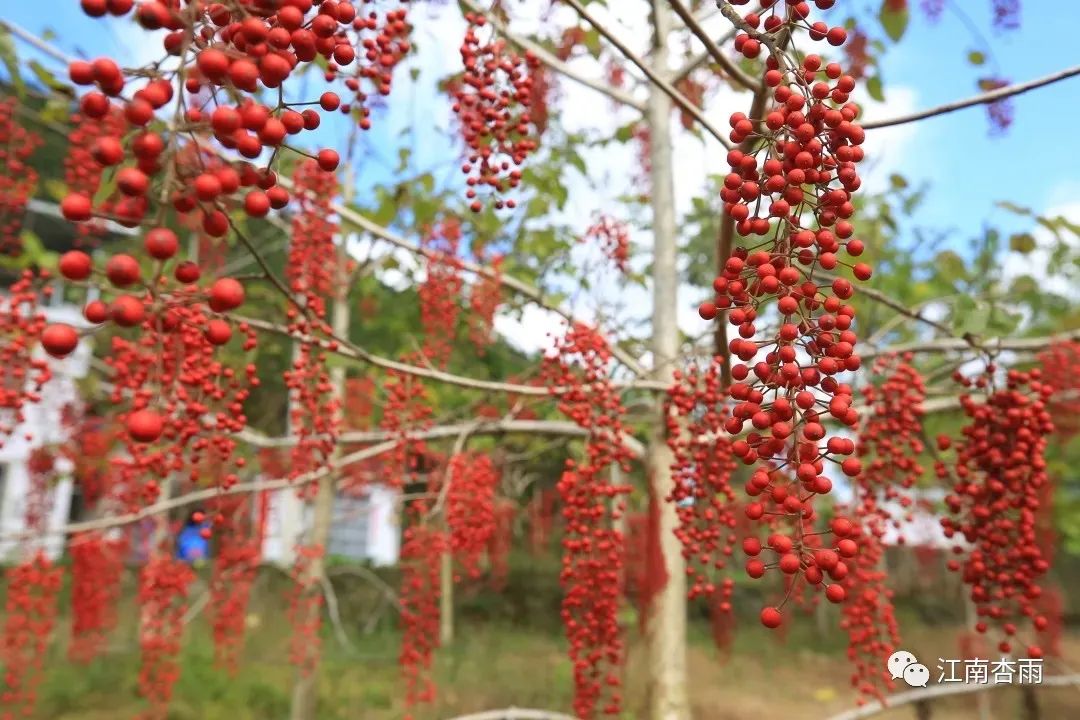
[14,566,1080,719]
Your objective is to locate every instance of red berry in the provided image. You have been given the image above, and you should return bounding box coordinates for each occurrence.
[175,261,201,284]
[144,228,179,259]
[317,148,340,172]
[105,254,141,287]
[109,295,145,327]
[127,409,164,443]
[760,607,782,629]
[61,194,93,222]
[84,300,108,324]
[205,319,232,345]
[41,324,79,358]
[59,251,93,280]
[208,277,245,312]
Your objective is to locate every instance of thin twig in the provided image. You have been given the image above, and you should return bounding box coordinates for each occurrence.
[442,710,581,720]
[669,0,759,91]
[863,64,1080,130]
[559,0,734,149]
[320,574,361,655]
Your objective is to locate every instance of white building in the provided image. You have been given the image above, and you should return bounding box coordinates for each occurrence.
[0,301,89,563]
[261,483,401,567]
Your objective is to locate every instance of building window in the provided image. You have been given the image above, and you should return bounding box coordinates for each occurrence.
[328,493,372,561]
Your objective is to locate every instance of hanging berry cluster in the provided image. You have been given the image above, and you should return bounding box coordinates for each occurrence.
[398,522,445,716]
[62,106,127,249]
[69,532,129,663]
[541,322,632,719]
[702,0,868,629]
[835,518,901,704]
[939,366,1053,657]
[1037,340,1080,438]
[832,355,925,702]
[0,272,54,445]
[284,544,325,677]
[285,159,342,485]
[0,98,42,256]
[208,495,263,673]
[0,553,63,720]
[581,215,631,275]
[136,556,195,720]
[418,219,464,369]
[452,13,542,211]
[666,359,738,603]
[445,451,500,579]
[856,355,927,528]
[468,253,503,353]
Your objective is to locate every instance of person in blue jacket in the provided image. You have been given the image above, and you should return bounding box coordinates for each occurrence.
[175,510,210,565]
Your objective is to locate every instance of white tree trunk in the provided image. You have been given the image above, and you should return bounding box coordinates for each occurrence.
[289,236,351,720]
[643,3,689,718]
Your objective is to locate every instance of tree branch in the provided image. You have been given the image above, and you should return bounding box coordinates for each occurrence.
[861,327,1080,361]
[235,315,666,395]
[456,0,645,111]
[443,710,581,720]
[863,64,1080,130]
[668,0,759,91]
[3,18,651,380]
[824,675,1080,720]
[558,0,734,150]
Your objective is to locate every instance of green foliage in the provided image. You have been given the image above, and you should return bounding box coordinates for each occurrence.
[878,0,910,42]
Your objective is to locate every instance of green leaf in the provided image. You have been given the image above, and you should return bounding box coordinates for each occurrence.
[866,75,885,102]
[0,28,24,98]
[935,250,968,283]
[967,50,986,66]
[889,173,909,190]
[878,0,910,42]
[962,301,993,336]
[1009,232,1036,254]
[44,179,68,202]
[27,60,69,94]
[93,168,117,207]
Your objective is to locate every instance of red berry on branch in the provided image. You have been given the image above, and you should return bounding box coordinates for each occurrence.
[126,409,164,443]
[41,324,79,358]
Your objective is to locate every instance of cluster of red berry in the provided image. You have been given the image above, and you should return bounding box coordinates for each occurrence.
[700,0,868,630]
[452,13,542,211]
[543,322,632,719]
[446,451,501,580]
[0,98,42,256]
[939,367,1053,658]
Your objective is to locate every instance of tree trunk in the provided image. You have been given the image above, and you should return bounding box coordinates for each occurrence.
[642,3,689,718]
[440,543,454,645]
[289,231,351,720]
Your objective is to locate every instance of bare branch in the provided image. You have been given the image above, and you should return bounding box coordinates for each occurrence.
[326,565,402,612]
[320,574,361,655]
[824,675,1080,720]
[668,0,759,91]
[236,315,666,395]
[442,710,581,720]
[863,64,1080,130]
[558,0,734,150]
[456,0,645,111]
[861,328,1080,361]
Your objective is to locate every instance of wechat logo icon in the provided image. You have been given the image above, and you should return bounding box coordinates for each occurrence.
[888,650,930,688]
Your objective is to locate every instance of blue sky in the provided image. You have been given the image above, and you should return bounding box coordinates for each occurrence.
[863,2,1080,238]
[6,3,1077,229]
[4,2,1078,306]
